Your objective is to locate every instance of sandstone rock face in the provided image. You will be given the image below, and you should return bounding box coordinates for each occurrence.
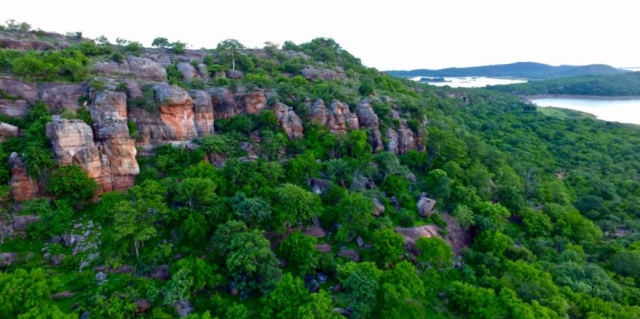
[189,90,214,136]
[272,102,303,139]
[130,84,198,147]
[89,91,139,191]
[356,100,383,152]
[46,112,139,193]
[327,100,359,134]
[93,56,167,81]
[38,83,86,112]
[209,88,239,119]
[373,198,385,216]
[307,99,329,125]
[197,64,210,81]
[0,78,39,101]
[239,92,267,114]
[301,66,346,81]
[0,100,29,118]
[8,153,40,201]
[0,36,57,50]
[385,125,417,155]
[417,195,437,217]
[177,62,198,81]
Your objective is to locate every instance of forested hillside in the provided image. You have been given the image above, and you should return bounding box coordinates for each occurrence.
[1,21,640,319]
[387,62,627,79]
[487,71,640,96]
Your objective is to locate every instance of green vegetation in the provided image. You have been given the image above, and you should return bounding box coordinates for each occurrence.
[488,71,640,96]
[1,26,640,319]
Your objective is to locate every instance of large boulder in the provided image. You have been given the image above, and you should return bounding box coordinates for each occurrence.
[93,56,167,81]
[177,62,198,81]
[0,78,39,101]
[38,83,86,112]
[394,225,441,246]
[417,195,437,217]
[189,90,214,136]
[385,127,399,154]
[356,100,383,152]
[0,123,20,141]
[301,66,346,81]
[272,102,303,139]
[0,100,29,118]
[307,99,329,125]
[8,153,41,201]
[327,100,359,134]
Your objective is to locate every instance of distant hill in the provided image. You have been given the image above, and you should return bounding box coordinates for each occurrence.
[486,72,640,96]
[386,62,628,79]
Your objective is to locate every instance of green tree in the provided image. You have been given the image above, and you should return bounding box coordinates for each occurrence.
[336,192,374,238]
[272,183,322,230]
[279,231,319,274]
[416,236,454,269]
[0,268,59,318]
[216,39,245,70]
[152,37,170,48]
[229,192,272,226]
[174,177,217,210]
[45,165,99,207]
[371,228,405,268]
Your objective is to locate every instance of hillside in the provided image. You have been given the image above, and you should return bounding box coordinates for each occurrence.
[486,71,640,96]
[386,61,628,79]
[1,22,640,319]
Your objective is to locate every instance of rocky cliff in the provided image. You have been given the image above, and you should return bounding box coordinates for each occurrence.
[1,40,424,200]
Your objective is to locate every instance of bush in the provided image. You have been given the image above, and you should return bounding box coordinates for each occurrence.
[124,42,144,55]
[46,165,99,207]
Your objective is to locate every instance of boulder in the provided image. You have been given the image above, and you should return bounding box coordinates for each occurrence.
[0,78,39,101]
[373,198,385,216]
[337,249,360,262]
[394,225,441,246]
[93,56,167,81]
[46,117,103,180]
[136,299,151,314]
[189,90,214,136]
[209,88,239,119]
[417,195,437,217]
[197,64,210,81]
[226,69,244,79]
[307,99,329,125]
[38,83,86,112]
[51,291,77,300]
[301,66,346,81]
[0,99,30,118]
[0,36,59,50]
[12,215,39,231]
[385,128,399,154]
[0,123,20,141]
[177,62,198,81]
[272,102,303,139]
[150,265,170,281]
[327,100,359,134]
[397,126,417,155]
[356,100,383,152]
[51,254,65,266]
[175,300,194,318]
[8,153,41,201]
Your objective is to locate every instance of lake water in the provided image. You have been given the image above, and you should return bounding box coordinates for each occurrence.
[531,97,640,125]
[412,76,526,88]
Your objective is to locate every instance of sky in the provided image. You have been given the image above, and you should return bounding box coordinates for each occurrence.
[2,0,638,70]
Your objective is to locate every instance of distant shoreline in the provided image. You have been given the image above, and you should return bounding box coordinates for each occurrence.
[525,94,640,101]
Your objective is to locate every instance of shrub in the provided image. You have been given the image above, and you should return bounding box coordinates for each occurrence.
[46,165,99,207]
[124,41,143,55]
[111,52,125,63]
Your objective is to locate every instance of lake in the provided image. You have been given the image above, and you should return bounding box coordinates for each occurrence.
[411,76,526,88]
[531,97,640,125]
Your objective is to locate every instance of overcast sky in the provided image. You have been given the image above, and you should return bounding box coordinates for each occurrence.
[2,0,638,70]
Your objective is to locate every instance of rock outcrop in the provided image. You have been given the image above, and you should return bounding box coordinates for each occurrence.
[327,100,359,133]
[46,110,139,193]
[0,123,20,141]
[307,99,329,125]
[417,195,437,217]
[189,90,214,136]
[93,56,167,81]
[395,225,441,246]
[8,153,41,201]
[272,102,303,139]
[301,66,346,81]
[38,83,86,112]
[238,92,267,114]
[177,62,198,81]
[130,83,198,147]
[0,78,38,118]
[385,123,417,155]
[0,36,58,51]
[209,88,239,119]
[355,100,383,152]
